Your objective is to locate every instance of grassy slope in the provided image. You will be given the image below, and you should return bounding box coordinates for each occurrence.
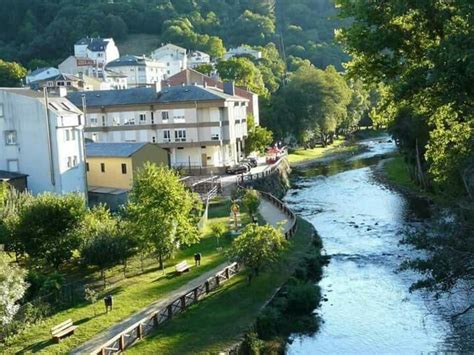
[116,34,161,56]
[287,139,357,164]
[383,156,416,188]
[127,217,315,354]
[2,201,245,354]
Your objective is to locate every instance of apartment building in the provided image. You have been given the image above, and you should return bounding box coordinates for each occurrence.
[67,83,248,173]
[0,88,86,195]
[106,55,166,88]
[151,44,188,78]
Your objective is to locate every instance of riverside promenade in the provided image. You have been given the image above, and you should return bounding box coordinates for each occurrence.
[71,197,293,355]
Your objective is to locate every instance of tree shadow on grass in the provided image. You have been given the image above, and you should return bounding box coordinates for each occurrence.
[19,338,55,353]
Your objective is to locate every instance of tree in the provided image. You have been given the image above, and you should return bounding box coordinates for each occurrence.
[216,57,268,97]
[209,221,226,247]
[84,287,98,317]
[15,193,86,269]
[194,64,213,76]
[228,224,287,283]
[242,189,260,219]
[126,163,201,272]
[0,60,26,87]
[245,115,273,154]
[0,254,28,326]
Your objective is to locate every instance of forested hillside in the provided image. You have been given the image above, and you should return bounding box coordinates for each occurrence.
[0,0,347,69]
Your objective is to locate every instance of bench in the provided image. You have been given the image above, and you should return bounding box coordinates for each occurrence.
[175,260,191,274]
[51,319,77,343]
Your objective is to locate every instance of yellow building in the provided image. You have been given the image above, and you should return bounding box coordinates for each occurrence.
[85,142,169,209]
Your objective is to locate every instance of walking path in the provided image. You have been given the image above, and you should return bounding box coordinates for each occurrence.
[259,198,291,233]
[72,197,291,354]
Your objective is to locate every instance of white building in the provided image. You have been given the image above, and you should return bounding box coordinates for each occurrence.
[0,88,86,195]
[67,83,248,173]
[224,46,262,60]
[58,56,97,78]
[106,55,166,88]
[104,70,128,90]
[187,51,211,69]
[73,37,120,78]
[26,67,61,84]
[151,44,187,78]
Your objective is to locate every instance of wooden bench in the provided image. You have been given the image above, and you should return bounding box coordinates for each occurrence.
[175,261,191,274]
[51,319,77,343]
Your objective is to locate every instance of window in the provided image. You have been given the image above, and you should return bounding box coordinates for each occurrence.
[73,156,78,167]
[57,81,65,86]
[7,160,19,172]
[173,109,185,122]
[152,136,156,143]
[71,129,76,141]
[139,114,146,124]
[47,81,54,87]
[102,115,106,126]
[89,116,98,126]
[151,112,155,124]
[161,111,169,121]
[66,81,71,86]
[211,133,220,141]
[174,129,186,142]
[0,103,3,117]
[113,117,120,126]
[211,127,220,141]
[121,163,127,174]
[5,130,16,145]
[138,67,145,72]
[124,117,135,125]
[67,157,72,168]
[86,162,89,172]
[163,130,171,142]
[100,163,105,173]
[65,130,70,141]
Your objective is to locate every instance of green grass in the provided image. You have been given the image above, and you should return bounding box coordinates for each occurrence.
[1,203,247,354]
[287,139,358,164]
[383,155,418,190]
[127,217,315,355]
[116,34,161,56]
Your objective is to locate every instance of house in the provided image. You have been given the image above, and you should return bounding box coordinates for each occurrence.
[151,44,187,78]
[187,51,211,69]
[224,46,262,60]
[85,142,169,209]
[72,37,120,78]
[25,67,61,84]
[104,70,128,90]
[0,88,86,195]
[58,56,98,78]
[29,73,85,92]
[106,55,166,88]
[163,69,260,125]
[67,83,248,174]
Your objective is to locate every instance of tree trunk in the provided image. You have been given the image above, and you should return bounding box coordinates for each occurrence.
[158,254,165,274]
[415,139,426,189]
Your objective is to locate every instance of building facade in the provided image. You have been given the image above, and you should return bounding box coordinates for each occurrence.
[151,44,188,78]
[187,51,211,69]
[72,37,120,78]
[0,89,86,195]
[106,55,166,88]
[68,85,248,173]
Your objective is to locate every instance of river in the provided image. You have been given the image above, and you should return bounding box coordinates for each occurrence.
[284,136,470,354]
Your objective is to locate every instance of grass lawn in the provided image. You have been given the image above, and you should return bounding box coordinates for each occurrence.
[1,200,247,354]
[383,155,418,190]
[287,139,358,164]
[126,217,315,354]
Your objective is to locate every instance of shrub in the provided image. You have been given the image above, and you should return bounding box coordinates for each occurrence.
[286,281,321,315]
[255,306,283,340]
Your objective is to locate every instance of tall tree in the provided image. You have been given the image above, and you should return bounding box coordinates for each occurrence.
[0,60,26,87]
[126,163,201,272]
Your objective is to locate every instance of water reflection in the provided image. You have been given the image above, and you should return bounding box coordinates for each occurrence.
[285,138,461,354]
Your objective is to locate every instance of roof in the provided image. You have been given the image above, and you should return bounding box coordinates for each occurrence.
[31,73,81,84]
[86,142,148,158]
[29,67,54,76]
[106,55,146,68]
[76,37,112,51]
[0,88,45,98]
[0,170,28,181]
[153,43,186,55]
[67,85,244,108]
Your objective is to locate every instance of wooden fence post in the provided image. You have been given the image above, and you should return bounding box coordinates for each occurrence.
[119,335,125,351]
[167,304,173,319]
[194,287,199,301]
[205,280,210,294]
[137,324,143,340]
[225,267,230,279]
[180,295,186,310]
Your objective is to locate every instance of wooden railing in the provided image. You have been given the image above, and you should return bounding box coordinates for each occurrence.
[92,262,239,355]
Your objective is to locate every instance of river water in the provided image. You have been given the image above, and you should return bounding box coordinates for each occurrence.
[285,137,470,354]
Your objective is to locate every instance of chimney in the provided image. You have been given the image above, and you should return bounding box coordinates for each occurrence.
[154,80,161,93]
[223,82,235,96]
[58,87,68,97]
[203,81,208,88]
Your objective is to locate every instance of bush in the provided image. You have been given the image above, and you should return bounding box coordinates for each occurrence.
[255,306,283,340]
[241,331,265,355]
[286,281,321,315]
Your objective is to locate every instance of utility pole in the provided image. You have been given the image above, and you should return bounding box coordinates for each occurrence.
[81,94,89,205]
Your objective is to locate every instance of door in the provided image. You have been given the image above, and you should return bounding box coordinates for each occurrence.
[201,153,207,167]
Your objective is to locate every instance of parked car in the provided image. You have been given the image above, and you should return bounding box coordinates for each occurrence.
[226,164,249,174]
[241,157,258,168]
